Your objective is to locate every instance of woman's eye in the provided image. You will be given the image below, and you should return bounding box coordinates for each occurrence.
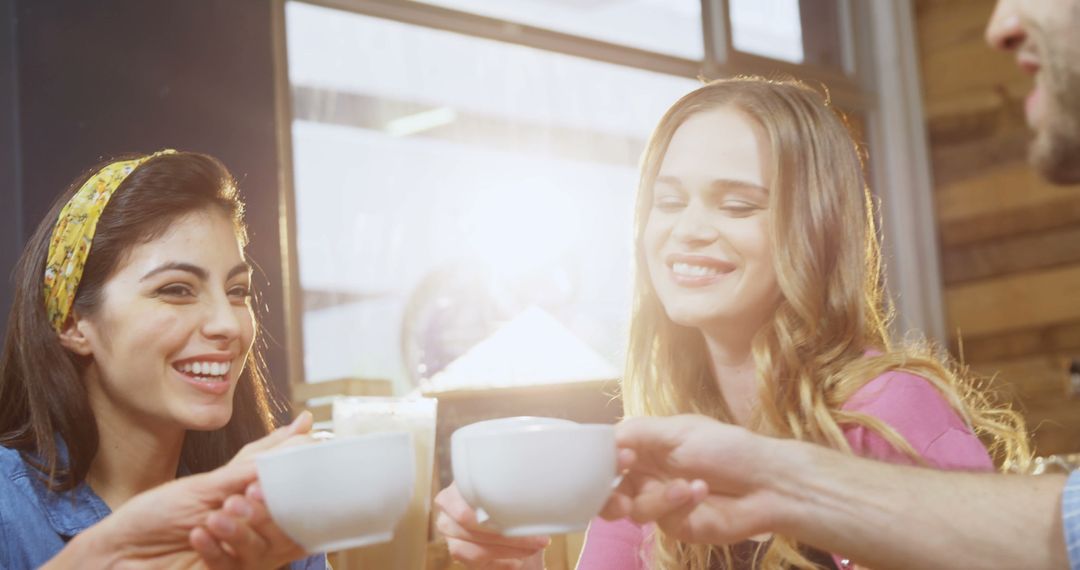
[228,286,252,300]
[159,284,195,297]
[653,198,686,212]
[721,202,759,214]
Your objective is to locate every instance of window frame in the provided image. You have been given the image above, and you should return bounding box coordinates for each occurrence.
[271,0,943,386]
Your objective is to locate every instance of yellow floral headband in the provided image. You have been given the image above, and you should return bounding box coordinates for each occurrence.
[43,150,176,331]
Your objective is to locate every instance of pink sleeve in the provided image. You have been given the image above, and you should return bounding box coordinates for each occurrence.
[840,371,994,471]
[576,517,647,570]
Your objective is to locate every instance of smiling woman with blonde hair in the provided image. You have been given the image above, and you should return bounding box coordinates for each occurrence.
[435,76,1029,570]
[616,77,1030,569]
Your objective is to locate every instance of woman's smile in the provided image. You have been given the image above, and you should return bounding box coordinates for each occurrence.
[666,253,736,287]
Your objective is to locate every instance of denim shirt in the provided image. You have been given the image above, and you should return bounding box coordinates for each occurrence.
[1066,470,1080,570]
[0,445,327,569]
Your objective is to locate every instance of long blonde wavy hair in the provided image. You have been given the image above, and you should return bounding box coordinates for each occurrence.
[621,77,1030,569]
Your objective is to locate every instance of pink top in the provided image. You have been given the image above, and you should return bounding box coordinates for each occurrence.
[579,371,994,569]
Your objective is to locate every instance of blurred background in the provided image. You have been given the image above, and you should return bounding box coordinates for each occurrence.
[1,0,1078,566]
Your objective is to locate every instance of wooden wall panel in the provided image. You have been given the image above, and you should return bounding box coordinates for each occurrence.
[946,265,1080,338]
[942,225,1080,284]
[1025,400,1080,456]
[929,127,1031,188]
[957,320,1080,363]
[937,162,1078,226]
[915,0,1080,456]
[939,196,1080,247]
[971,355,1068,403]
[970,356,1080,455]
[915,0,1026,108]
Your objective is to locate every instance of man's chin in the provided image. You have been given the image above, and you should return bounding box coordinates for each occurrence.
[1030,128,1080,185]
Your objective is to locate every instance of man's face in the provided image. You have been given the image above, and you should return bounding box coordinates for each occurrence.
[986,0,1080,184]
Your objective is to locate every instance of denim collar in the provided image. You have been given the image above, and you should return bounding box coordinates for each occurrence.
[17,440,112,537]
[31,472,112,537]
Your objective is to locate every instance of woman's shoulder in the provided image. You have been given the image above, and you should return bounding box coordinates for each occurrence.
[840,370,993,470]
[842,370,956,419]
[0,444,32,482]
[0,444,55,514]
[0,443,23,463]
[0,444,61,494]
[0,444,68,568]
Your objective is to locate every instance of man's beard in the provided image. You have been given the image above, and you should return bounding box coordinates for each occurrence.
[1029,19,1080,184]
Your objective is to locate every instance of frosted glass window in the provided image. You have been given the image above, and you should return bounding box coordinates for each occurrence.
[729,0,846,70]
[285,2,699,392]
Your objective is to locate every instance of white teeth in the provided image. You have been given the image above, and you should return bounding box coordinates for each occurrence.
[177,361,231,378]
[672,262,721,277]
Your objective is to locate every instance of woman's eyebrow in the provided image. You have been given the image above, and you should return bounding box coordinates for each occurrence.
[139,261,251,282]
[226,262,252,281]
[709,178,768,196]
[140,262,208,282]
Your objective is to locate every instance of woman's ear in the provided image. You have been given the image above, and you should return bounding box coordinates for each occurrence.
[57,312,93,356]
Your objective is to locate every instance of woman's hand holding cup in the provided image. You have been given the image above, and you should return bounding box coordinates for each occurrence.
[435,482,549,569]
[192,482,307,570]
[228,410,316,465]
[190,411,316,568]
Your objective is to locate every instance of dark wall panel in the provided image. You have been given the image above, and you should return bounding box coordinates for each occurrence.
[0,0,20,326]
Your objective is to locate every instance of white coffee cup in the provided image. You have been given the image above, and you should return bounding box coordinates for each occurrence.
[255,431,416,553]
[451,416,618,536]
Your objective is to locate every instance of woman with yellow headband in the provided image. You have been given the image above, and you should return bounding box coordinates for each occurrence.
[0,151,325,568]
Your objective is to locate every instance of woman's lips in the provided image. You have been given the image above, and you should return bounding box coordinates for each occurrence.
[172,365,232,396]
[667,256,735,288]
